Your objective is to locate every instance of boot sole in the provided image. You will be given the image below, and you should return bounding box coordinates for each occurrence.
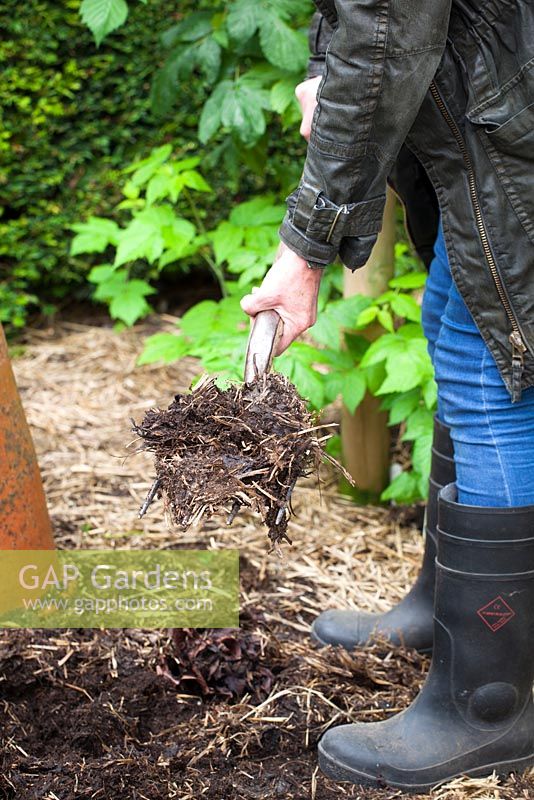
[318,741,534,794]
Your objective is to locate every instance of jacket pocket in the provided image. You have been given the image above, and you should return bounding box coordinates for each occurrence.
[466,71,534,243]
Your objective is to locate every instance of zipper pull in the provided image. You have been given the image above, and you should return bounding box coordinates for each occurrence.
[510,330,526,403]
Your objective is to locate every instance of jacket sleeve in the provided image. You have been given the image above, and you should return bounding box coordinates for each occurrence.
[307,12,335,79]
[280,0,452,270]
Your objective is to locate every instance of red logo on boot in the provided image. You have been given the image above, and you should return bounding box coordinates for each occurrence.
[477,596,515,632]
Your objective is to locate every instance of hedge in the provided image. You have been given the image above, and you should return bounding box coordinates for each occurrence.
[0,0,201,329]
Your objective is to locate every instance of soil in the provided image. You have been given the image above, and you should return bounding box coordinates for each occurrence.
[1,559,533,800]
[0,557,429,800]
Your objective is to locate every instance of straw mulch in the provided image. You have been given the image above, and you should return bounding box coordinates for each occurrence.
[1,317,533,800]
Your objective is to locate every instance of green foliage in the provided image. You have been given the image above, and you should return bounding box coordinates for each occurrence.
[71,146,215,325]
[72,147,290,328]
[0,0,200,331]
[78,0,312,152]
[149,0,311,164]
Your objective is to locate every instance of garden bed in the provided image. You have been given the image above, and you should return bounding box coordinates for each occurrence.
[1,318,532,800]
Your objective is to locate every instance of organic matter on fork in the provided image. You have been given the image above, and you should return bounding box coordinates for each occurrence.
[133,372,343,547]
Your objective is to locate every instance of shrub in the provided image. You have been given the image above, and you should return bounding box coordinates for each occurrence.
[0,0,200,330]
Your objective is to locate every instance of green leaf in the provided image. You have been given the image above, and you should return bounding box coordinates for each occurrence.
[374,290,396,305]
[150,58,181,118]
[162,217,196,249]
[291,361,324,409]
[356,306,378,327]
[109,279,155,326]
[180,300,219,340]
[210,222,244,265]
[87,264,115,284]
[324,433,341,460]
[397,322,424,340]
[309,314,342,349]
[270,78,296,114]
[364,361,387,395]
[92,269,127,303]
[342,370,366,414]
[381,470,420,503]
[174,157,202,172]
[328,295,372,328]
[311,295,371,348]
[422,378,438,409]
[389,272,427,290]
[290,341,326,364]
[180,170,212,193]
[227,0,259,40]
[377,308,394,332]
[80,0,128,45]
[124,144,172,184]
[390,293,422,322]
[313,347,353,370]
[258,12,308,72]
[237,260,271,287]
[181,296,246,347]
[323,371,345,404]
[195,38,222,81]
[376,350,429,394]
[230,196,285,227]
[199,81,230,143]
[360,334,405,368]
[70,217,120,255]
[137,333,190,365]
[161,12,213,46]
[385,389,421,426]
[412,433,433,483]
[403,406,434,442]
[114,212,165,267]
[221,82,266,145]
[417,472,430,500]
[145,173,170,206]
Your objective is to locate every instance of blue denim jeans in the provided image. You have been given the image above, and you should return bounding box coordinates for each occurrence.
[421,224,534,507]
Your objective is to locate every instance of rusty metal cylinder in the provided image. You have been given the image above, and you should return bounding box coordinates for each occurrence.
[0,325,54,549]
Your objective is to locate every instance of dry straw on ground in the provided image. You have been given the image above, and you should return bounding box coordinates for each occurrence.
[1,318,532,800]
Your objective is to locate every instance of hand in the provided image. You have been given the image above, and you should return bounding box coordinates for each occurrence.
[295,76,321,141]
[240,244,323,355]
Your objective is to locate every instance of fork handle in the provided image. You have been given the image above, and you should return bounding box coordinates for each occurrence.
[244,310,283,385]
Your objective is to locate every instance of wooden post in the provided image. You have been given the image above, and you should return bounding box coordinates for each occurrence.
[0,325,54,549]
[341,188,397,498]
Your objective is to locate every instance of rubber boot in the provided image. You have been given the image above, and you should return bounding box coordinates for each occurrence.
[318,483,534,793]
[311,417,455,652]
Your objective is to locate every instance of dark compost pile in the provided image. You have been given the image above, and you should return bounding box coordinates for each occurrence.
[134,373,341,546]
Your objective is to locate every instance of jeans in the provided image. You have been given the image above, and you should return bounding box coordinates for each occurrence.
[421,224,534,507]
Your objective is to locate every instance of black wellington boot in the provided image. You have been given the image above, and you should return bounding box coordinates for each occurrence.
[312,416,455,652]
[318,483,534,793]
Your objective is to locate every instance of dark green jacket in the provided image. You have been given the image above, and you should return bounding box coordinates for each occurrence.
[279,0,534,402]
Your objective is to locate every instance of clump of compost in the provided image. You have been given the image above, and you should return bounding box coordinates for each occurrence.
[133,372,340,546]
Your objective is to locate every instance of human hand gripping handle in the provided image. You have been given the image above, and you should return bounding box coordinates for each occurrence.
[240,244,323,356]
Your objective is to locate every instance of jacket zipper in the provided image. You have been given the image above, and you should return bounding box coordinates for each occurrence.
[429,81,527,402]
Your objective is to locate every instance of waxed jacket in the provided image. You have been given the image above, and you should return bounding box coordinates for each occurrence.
[279,0,534,402]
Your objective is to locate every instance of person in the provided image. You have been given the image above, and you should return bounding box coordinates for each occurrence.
[240,0,534,792]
